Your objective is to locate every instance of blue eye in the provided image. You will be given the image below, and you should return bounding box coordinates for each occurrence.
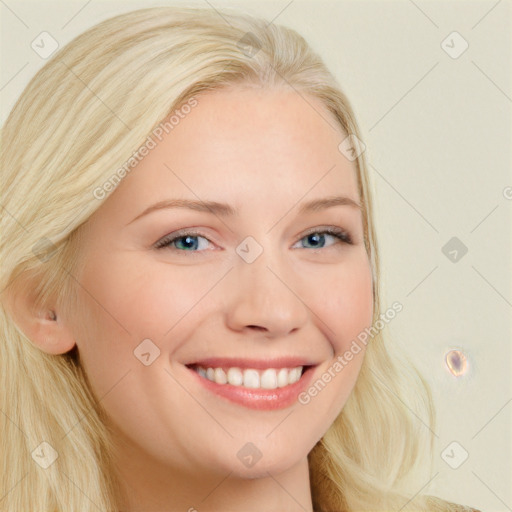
[154,232,210,251]
[297,228,353,249]
[154,227,353,252]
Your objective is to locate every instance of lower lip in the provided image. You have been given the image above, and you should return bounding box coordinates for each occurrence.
[186,366,316,410]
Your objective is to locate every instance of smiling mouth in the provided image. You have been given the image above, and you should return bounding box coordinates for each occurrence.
[186,363,311,389]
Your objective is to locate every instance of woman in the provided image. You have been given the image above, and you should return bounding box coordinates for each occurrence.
[0,6,481,512]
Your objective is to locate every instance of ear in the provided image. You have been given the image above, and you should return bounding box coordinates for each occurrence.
[2,273,76,355]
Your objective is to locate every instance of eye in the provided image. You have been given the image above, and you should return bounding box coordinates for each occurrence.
[153,226,353,253]
[293,227,353,250]
[154,230,212,252]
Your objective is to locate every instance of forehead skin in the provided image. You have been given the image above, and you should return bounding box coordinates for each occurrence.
[84,86,361,240]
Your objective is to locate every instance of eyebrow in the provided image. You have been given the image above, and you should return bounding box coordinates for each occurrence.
[127,195,362,225]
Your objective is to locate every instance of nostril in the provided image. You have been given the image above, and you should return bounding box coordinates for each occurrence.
[247,325,266,332]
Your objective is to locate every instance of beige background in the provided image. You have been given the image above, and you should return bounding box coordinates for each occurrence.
[1,1,511,510]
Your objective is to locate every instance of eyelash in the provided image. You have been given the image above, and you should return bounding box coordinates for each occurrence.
[153,227,353,253]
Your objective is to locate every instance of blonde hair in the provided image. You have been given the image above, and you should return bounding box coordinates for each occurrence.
[0,6,468,511]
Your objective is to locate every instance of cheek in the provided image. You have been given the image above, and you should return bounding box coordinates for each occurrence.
[292,252,373,434]
[75,252,203,336]
[315,250,374,353]
[70,253,215,377]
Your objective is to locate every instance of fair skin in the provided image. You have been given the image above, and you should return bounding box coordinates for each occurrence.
[12,86,373,511]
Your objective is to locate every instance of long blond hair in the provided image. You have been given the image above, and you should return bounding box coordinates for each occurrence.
[1,6,467,511]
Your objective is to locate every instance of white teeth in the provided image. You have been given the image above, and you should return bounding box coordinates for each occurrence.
[277,368,289,388]
[289,367,302,384]
[260,368,278,389]
[243,369,260,388]
[214,368,227,384]
[227,367,243,386]
[194,365,304,388]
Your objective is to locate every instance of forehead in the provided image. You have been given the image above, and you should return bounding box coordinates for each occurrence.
[94,86,361,223]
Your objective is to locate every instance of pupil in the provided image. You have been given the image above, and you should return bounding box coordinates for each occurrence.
[180,236,197,249]
[308,233,323,247]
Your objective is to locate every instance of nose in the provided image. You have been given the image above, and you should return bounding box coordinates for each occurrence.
[224,245,309,338]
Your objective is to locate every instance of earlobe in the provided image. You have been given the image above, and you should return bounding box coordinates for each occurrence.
[2,280,76,355]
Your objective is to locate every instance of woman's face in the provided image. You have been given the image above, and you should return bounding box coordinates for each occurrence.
[67,86,373,480]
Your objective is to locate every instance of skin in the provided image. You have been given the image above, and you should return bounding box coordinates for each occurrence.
[16,86,374,511]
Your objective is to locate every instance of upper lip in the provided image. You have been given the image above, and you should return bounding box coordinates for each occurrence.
[185,357,318,370]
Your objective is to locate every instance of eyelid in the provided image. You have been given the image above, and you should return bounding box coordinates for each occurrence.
[300,225,350,239]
